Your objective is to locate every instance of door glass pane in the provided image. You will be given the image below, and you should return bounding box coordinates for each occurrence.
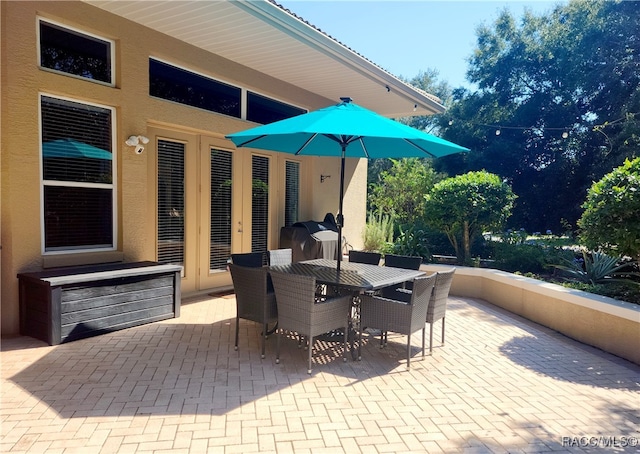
[210,148,233,271]
[251,155,269,257]
[157,140,185,267]
[285,161,300,227]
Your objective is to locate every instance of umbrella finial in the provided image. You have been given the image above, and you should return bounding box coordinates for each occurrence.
[339,97,353,104]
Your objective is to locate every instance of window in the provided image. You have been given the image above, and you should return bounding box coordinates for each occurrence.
[157,140,185,267]
[247,92,306,124]
[41,95,115,252]
[251,155,270,256]
[149,59,241,117]
[39,19,113,84]
[285,161,300,227]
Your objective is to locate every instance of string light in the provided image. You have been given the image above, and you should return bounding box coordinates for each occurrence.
[443,112,637,142]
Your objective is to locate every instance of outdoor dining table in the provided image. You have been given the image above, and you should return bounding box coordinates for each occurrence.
[269,258,426,359]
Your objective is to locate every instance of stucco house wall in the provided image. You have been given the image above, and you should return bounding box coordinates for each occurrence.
[0,1,368,335]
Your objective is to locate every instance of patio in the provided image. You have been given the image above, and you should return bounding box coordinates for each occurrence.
[1,292,639,453]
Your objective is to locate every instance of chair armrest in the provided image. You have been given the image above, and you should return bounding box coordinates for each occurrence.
[380,286,412,303]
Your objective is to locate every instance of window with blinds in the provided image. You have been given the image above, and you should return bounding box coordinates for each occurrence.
[210,148,233,271]
[285,161,300,227]
[251,155,269,256]
[157,140,185,267]
[41,95,114,252]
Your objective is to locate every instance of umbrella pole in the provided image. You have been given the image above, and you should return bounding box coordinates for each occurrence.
[337,146,346,272]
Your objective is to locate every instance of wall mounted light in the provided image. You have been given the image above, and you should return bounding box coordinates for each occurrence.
[413,104,418,112]
[125,135,149,154]
[320,174,331,183]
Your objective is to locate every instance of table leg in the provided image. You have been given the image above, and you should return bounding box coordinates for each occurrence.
[349,294,362,361]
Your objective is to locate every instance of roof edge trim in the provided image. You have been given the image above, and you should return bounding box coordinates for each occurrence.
[234,1,446,116]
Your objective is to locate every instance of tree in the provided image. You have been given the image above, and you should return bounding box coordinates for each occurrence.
[424,171,516,264]
[368,158,443,228]
[435,0,640,234]
[578,157,640,263]
[368,69,454,186]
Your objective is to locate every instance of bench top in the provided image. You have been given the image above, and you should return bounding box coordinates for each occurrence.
[18,261,183,286]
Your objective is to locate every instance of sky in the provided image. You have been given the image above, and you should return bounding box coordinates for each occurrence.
[278,0,563,88]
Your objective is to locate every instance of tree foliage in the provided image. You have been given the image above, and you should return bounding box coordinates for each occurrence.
[367,69,454,185]
[435,0,639,234]
[424,171,516,264]
[578,157,640,262]
[368,158,443,228]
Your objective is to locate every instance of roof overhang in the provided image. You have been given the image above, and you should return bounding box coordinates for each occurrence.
[83,0,445,118]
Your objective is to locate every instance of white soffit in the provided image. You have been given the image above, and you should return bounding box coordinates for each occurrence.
[83,0,444,118]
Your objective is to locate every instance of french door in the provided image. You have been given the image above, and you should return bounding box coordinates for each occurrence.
[151,128,276,294]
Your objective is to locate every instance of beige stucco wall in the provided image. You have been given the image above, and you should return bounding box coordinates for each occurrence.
[310,156,367,252]
[1,1,367,335]
[421,265,640,366]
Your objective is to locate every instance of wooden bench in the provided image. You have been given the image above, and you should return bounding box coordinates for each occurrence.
[18,261,182,345]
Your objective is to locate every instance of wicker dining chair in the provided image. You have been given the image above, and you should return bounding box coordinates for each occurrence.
[267,248,292,266]
[384,254,422,270]
[381,254,423,299]
[269,270,352,374]
[349,250,381,265]
[359,273,437,369]
[230,251,265,268]
[427,268,455,354]
[229,264,278,359]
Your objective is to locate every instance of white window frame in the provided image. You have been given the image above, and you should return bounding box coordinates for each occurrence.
[39,93,118,255]
[37,17,116,87]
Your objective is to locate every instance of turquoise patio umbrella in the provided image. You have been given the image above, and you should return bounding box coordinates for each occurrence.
[226,97,469,270]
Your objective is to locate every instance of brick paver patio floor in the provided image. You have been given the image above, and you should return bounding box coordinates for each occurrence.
[2,293,639,453]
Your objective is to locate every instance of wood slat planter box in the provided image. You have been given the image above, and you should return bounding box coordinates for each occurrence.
[18,261,182,345]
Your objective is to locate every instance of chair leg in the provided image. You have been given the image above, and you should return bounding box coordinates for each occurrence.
[343,326,348,362]
[307,336,313,374]
[429,323,434,355]
[276,328,281,364]
[406,333,411,369]
[441,317,446,345]
[261,322,267,359]
[235,316,240,351]
[421,327,426,358]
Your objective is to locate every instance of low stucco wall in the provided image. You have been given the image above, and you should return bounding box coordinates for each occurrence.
[421,265,640,366]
